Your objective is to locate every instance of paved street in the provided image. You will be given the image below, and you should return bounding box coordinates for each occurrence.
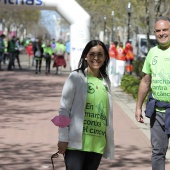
[0,54,170,170]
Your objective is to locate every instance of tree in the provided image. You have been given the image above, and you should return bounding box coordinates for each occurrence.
[154,0,170,19]
[0,9,43,38]
[76,0,170,42]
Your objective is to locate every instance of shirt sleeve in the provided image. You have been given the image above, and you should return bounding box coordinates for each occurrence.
[142,50,152,75]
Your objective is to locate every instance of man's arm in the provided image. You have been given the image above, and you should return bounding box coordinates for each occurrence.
[135,74,151,123]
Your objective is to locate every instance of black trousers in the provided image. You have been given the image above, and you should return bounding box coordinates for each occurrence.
[14,51,22,69]
[64,150,102,170]
[8,52,15,70]
[45,59,51,73]
[35,59,42,72]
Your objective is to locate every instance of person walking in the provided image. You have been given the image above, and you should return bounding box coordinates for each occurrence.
[26,41,34,68]
[51,38,56,52]
[108,41,118,86]
[56,40,114,170]
[3,37,8,65]
[53,39,66,74]
[135,16,170,170]
[115,41,126,86]
[43,41,53,75]
[33,38,43,74]
[65,40,70,61]
[0,34,6,71]
[14,38,22,69]
[124,41,134,75]
[7,36,16,71]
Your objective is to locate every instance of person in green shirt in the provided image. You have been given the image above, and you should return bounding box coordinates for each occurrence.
[43,41,54,75]
[53,39,66,74]
[56,40,114,170]
[7,36,16,71]
[135,16,170,170]
[0,34,5,70]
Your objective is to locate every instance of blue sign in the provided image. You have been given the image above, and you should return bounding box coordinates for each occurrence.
[2,0,43,5]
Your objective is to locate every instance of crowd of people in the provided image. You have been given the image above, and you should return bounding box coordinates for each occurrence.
[0,33,133,80]
[0,35,70,75]
[0,34,23,71]
[108,40,134,87]
[26,37,70,75]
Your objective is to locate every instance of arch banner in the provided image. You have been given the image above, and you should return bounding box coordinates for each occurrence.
[0,0,91,70]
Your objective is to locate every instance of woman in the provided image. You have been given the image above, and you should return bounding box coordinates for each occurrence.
[43,41,53,75]
[53,39,66,74]
[26,42,33,68]
[57,40,114,170]
[33,38,43,74]
[14,38,22,69]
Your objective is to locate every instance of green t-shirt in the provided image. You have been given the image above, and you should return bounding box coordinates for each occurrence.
[81,74,108,154]
[44,47,53,56]
[56,43,66,55]
[143,46,170,111]
[68,74,108,153]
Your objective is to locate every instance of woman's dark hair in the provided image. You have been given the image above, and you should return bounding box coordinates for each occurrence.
[75,40,110,77]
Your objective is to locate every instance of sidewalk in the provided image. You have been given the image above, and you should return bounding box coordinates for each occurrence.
[0,54,170,170]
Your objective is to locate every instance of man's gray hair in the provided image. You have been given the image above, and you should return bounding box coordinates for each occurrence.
[156,16,170,22]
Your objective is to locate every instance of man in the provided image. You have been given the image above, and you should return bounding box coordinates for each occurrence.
[7,36,16,71]
[135,16,170,170]
[0,34,5,71]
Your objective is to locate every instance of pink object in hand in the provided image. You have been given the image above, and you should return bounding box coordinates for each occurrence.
[51,115,71,128]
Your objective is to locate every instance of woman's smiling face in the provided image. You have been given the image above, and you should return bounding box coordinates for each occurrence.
[85,45,106,72]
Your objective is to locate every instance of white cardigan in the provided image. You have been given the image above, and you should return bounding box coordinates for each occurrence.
[58,69,114,160]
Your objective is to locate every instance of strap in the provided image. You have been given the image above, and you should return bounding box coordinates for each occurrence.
[51,152,59,170]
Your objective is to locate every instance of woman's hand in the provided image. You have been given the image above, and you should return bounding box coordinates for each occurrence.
[58,141,68,154]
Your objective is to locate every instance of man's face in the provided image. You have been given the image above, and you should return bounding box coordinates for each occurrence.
[154,20,170,48]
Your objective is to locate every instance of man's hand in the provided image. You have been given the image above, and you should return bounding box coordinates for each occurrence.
[58,141,68,154]
[135,108,144,123]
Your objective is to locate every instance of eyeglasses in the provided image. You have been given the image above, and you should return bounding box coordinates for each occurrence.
[87,52,105,59]
[51,152,59,170]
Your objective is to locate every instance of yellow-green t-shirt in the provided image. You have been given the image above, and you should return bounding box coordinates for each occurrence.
[143,46,170,112]
[81,74,108,154]
[68,74,108,153]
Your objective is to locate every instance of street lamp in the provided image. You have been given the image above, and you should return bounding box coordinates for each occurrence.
[104,15,107,43]
[126,2,132,42]
[111,11,114,42]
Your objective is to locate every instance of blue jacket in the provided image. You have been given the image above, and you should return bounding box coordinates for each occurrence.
[145,93,170,134]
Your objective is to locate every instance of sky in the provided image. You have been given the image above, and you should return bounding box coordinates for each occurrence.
[41,10,60,35]
[41,10,69,40]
